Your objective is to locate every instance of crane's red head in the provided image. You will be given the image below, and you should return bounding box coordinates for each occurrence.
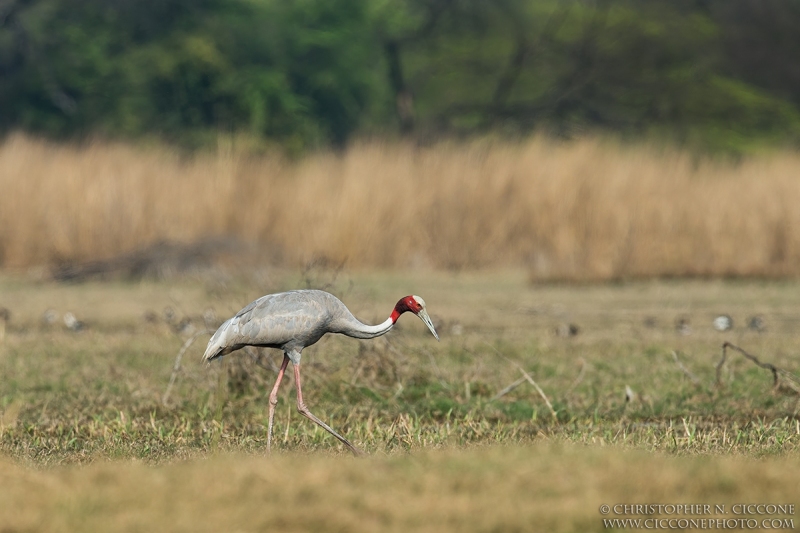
[391,295,439,340]
[392,295,424,320]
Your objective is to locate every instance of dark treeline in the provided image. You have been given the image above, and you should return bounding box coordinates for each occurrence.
[1,0,799,152]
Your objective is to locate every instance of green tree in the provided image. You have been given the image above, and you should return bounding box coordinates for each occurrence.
[1,0,799,151]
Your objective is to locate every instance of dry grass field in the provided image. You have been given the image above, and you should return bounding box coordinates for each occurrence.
[2,446,799,533]
[1,269,800,531]
[2,134,800,279]
[2,136,800,531]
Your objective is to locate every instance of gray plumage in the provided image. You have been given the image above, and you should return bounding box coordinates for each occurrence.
[203,289,439,455]
[204,290,401,364]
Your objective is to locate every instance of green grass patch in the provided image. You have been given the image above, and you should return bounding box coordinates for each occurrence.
[2,271,800,465]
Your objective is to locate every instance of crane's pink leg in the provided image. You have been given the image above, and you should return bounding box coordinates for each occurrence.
[293,363,363,456]
[267,354,290,453]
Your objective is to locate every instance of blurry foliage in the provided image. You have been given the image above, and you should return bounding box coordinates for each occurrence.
[0,0,799,152]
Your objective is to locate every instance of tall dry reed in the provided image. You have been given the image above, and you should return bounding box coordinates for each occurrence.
[1,134,799,280]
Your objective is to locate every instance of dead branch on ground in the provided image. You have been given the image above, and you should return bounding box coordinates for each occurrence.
[485,342,557,420]
[565,357,588,395]
[162,329,213,406]
[490,376,527,402]
[671,350,703,388]
[716,342,800,395]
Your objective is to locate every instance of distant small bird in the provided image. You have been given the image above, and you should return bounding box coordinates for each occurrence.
[173,317,195,336]
[713,315,733,332]
[747,315,766,333]
[203,290,439,455]
[555,323,580,338]
[675,316,691,336]
[625,385,636,403]
[63,312,85,332]
[42,309,60,326]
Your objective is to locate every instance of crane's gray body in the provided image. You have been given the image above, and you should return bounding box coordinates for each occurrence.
[202,289,437,455]
[203,289,391,364]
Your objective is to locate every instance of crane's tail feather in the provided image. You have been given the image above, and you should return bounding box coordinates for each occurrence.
[203,318,234,362]
[203,346,227,362]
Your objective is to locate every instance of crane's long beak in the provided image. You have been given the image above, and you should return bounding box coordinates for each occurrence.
[417,308,440,341]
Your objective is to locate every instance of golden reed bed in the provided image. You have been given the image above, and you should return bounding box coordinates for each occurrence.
[1,134,799,280]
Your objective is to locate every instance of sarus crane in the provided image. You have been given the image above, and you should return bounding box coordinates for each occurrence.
[203,290,439,455]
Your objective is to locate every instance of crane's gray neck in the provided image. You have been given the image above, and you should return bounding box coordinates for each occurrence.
[338,316,394,339]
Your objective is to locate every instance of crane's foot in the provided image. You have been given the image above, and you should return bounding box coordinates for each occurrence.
[297,403,363,456]
[292,361,364,456]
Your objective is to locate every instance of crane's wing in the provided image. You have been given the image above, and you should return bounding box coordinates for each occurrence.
[203,291,336,361]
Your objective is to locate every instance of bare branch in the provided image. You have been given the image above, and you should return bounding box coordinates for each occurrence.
[672,350,703,387]
[490,376,527,402]
[485,342,557,419]
[515,364,558,420]
[565,357,587,395]
[162,329,213,406]
[716,342,800,395]
[717,342,778,387]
